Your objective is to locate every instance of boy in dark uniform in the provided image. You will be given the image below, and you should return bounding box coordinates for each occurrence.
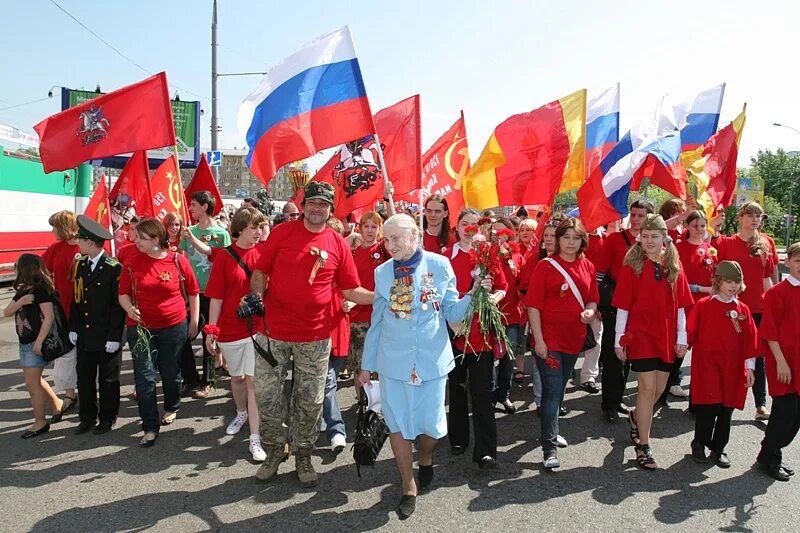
[69,215,126,434]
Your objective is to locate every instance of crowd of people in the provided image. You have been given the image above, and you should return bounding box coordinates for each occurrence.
[4,182,800,520]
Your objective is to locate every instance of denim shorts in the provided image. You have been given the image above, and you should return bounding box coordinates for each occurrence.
[19,343,47,369]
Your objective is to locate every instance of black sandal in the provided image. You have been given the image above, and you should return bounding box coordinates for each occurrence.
[635,444,657,470]
[513,371,525,383]
[50,395,78,424]
[628,409,640,445]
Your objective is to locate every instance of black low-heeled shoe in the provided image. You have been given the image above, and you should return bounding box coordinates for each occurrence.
[21,423,50,439]
[139,433,158,448]
[451,445,466,456]
[418,464,434,493]
[396,494,416,520]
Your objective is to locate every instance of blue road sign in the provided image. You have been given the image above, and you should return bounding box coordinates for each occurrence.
[206,151,222,167]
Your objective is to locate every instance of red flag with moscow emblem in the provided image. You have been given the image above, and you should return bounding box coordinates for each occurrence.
[34,73,176,173]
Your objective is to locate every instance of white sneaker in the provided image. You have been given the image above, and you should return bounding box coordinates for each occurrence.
[669,385,689,398]
[331,433,346,454]
[543,454,560,469]
[249,439,267,461]
[226,411,248,435]
[555,435,568,448]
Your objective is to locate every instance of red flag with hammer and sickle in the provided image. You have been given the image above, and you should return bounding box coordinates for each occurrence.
[83,175,113,253]
[396,112,470,215]
[150,156,190,222]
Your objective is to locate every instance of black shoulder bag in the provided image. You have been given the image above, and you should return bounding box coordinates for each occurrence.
[224,246,277,367]
[352,387,390,477]
[597,231,632,312]
[41,292,75,362]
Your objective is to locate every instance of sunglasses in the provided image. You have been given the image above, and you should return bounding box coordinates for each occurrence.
[286,213,300,219]
[653,262,663,282]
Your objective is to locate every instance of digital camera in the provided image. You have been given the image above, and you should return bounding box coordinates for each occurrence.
[237,293,265,319]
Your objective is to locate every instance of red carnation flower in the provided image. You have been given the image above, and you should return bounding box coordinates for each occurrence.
[464,224,479,235]
[496,228,515,238]
[478,217,495,226]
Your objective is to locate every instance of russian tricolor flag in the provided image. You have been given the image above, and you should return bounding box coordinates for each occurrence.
[578,84,726,231]
[673,83,725,151]
[585,83,620,176]
[237,26,375,184]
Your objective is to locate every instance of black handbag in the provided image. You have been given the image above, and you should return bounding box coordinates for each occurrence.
[598,231,632,313]
[352,387,390,477]
[41,297,74,362]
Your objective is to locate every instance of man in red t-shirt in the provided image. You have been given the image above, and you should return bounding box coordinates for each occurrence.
[249,182,373,487]
[595,199,654,421]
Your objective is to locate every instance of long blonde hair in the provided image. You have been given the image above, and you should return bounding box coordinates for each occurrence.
[739,202,769,256]
[623,214,681,285]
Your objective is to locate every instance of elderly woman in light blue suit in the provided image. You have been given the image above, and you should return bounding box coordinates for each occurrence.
[357,214,485,520]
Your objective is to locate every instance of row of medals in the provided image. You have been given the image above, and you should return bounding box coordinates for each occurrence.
[390,278,414,319]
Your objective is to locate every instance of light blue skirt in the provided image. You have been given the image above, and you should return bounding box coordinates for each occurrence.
[380,375,448,440]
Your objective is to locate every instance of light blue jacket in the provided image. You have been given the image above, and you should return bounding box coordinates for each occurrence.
[362,251,472,382]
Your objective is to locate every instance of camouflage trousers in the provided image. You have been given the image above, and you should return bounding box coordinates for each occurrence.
[255,337,331,452]
[346,322,370,374]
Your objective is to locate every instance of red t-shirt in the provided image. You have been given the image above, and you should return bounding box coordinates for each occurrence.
[116,242,140,266]
[760,279,800,397]
[204,244,266,342]
[523,255,599,354]
[41,240,80,320]
[714,235,774,314]
[764,234,779,273]
[423,232,455,255]
[584,233,605,269]
[168,237,182,255]
[119,252,200,328]
[612,261,693,363]
[330,289,350,357]
[596,229,635,281]
[517,249,542,293]
[499,249,526,325]
[350,242,389,323]
[254,220,360,342]
[687,296,758,408]
[446,245,508,354]
[676,240,717,304]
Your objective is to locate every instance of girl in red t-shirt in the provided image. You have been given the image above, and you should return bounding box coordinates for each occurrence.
[712,201,775,420]
[517,218,538,257]
[664,210,718,404]
[41,210,80,418]
[447,209,507,468]
[525,218,599,469]
[687,260,757,468]
[346,212,390,388]
[613,214,692,470]
[204,208,268,462]
[163,212,185,255]
[118,218,200,447]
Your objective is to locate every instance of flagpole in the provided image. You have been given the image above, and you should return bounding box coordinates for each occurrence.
[373,132,394,217]
[143,152,155,218]
[173,145,188,223]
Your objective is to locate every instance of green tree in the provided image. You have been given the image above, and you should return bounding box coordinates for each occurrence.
[749,149,800,243]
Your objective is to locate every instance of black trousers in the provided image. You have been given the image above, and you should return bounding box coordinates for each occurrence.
[182,294,213,385]
[693,403,734,453]
[77,348,122,425]
[600,310,630,411]
[759,393,800,465]
[448,350,497,462]
[179,341,200,386]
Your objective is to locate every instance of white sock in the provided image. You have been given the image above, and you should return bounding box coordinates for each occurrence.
[249,434,260,443]
[237,410,247,417]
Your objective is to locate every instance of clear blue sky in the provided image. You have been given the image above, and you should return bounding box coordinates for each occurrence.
[2,0,799,168]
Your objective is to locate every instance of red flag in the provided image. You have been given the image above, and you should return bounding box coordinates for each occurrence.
[397,112,470,213]
[83,176,113,254]
[34,73,176,173]
[150,157,190,222]
[185,153,223,217]
[376,95,421,196]
[109,151,152,250]
[302,96,421,218]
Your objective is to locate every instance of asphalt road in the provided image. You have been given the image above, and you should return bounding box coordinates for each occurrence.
[0,283,798,532]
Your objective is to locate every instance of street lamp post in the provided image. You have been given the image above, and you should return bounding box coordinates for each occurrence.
[772,123,800,245]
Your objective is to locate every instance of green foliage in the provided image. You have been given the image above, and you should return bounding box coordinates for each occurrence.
[749,149,800,244]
